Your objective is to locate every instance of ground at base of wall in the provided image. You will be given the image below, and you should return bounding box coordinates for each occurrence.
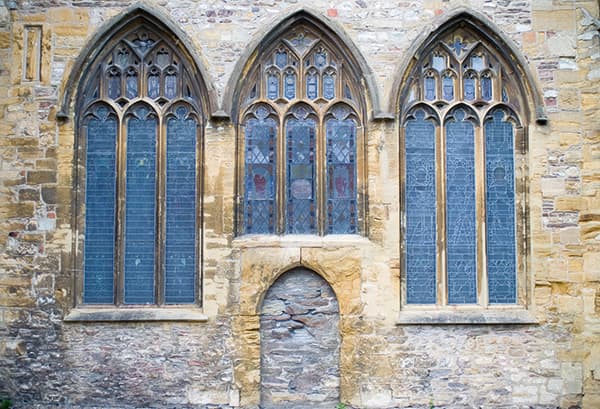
[12,404,579,409]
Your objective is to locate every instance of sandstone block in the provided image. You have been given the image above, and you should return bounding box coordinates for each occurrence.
[0,202,35,219]
[583,252,600,281]
[26,170,56,184]
[532,10,577,32]
[562,362,583,394]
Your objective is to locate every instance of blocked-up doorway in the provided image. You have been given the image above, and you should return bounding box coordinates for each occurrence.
[259,267,340,408]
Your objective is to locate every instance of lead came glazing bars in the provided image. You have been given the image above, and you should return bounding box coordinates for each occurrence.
[286,115,316,234]
[244,108,277,234]
[83,108,117,304]
[445,109,477,304]
[326,112,357,234]
[405,110,437,304]
[165,107,197,304]
[485,110,517,304]
[124,108,157,304]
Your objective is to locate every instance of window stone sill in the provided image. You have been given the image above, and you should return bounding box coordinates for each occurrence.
[232,234,371,248]
[64,307,209,322]
[396,308,538,325]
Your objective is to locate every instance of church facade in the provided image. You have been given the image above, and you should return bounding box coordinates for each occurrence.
[0,0,599,408]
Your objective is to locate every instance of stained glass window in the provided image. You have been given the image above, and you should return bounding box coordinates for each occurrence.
[238,24,365,236]
[405,110,436,304]
[78,22,205,306]
[402,27,526,308]
[286,113,316,234]
[244,107,277,234]
[485,110,516,304]
[124,107,157,304]
[326,108,356,234]
[285,71,296,100]
[442,74,454,100]
[83,106,117,304]
[425,75,436,101]
[165,107,197,304]
[445,109,477,304]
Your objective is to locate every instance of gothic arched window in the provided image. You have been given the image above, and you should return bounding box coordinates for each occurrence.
[400,25,530,308]
[76,20,206,306]
[236,23,366,236]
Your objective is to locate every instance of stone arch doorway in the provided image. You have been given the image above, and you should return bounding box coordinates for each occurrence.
[260,267,341,408]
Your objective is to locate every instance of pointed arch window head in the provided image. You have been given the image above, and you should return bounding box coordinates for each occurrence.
[237,22,366,236]
[400,26,529,310]
[76,21,207,307]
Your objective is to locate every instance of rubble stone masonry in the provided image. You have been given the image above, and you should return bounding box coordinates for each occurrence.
[0,0,599,408]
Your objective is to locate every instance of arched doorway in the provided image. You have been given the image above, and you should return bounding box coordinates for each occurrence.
[260,267,340,408]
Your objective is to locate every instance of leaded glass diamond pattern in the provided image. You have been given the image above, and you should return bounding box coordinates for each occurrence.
[286,117,316,234]
[326,116,356,234]
[244,114,277,234]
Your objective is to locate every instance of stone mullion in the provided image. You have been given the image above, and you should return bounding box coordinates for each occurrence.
[475,123,489,307]
[316,113,326,236]
[277,114,286,235]
[155,114,166,305]
[115,110,127,306]
[436,118,447,306]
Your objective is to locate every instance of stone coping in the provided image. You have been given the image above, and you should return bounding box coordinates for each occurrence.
[396,308,538,325]
[64,308,209,323]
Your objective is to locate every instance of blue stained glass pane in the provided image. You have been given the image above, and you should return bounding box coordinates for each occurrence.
[124,113,157,304]
[286,118,316,234]
[165,114,197,304]
[324,74,335,100]
[285,72,296,99]
[148,74,159,99]
[83,113,117,304]
[405,110,436,304]
[126,72,138,99]
[471,55,484,71]
[165,74,177,99]
[432,55,445,72]
[464,77,475,100]
[481,76,492,101]
[445,110,477,304]
[442,75,454,100]
[267,74,279,100]
[425,77,436,101]
[108,73,121,99]
[244,117,277,234]
[315,52,327,68]
[307,73,318,100]
[485,110,517,304]
[326,118,356,234]
[275,51,287,69]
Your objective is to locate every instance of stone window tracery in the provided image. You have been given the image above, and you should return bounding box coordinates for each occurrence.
[400,29,528,307]
[76,25,204,306]
[237,25,366,236]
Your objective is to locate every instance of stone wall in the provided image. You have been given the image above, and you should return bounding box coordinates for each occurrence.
[260,268,340,408]
[0,0,599,408]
